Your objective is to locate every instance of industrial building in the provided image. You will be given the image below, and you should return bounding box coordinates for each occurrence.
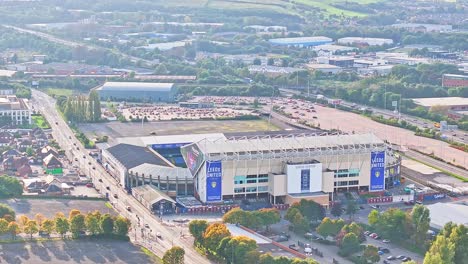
[442,74,468,88]
[103,132,401,208]
[268,37,333,48]
[0,95,32,125]
[95,82,176,102]
[337,37,394,46]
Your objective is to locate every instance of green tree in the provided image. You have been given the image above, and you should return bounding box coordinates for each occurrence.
[339,233,360,256]
[448,224,468,264]
[114,216,130,236]
[346,200,358,220]
[41,219,55,234]
[424,235,455,264]
[25,147,34,156]
[0,203,16,219]
[331,202,343,217]
[7,221,20,240]
[24,220,39,239]
[217,236,257,264]
[55,217,69,238]
[203,223,231,252]
[411,205,430,246]
[253,58,261,65]
[259,253,275,264]
[0,175,23,198]
[100,214,114,235]
[68,209,81,220]
[70,214,86,238]
[362,245,380,263]
[89,90,101,122]
[290,210,309,234]
[85,213,101,235]
[257,208,280,231]
[223,208,250,226]
[368,210,379,227]
[0,218,9,235]
[162,246,185,264]
[188,220,208,244]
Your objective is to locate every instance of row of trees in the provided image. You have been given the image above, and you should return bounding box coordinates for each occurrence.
[222,208,280,231]
[423,223,468,264]
[188,220,318,264]
[60,90,101,123]
[2,209,130,240]
[368,205,430,248]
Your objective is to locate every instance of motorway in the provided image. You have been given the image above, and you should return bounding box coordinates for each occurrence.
[31,89,212,264]
[3,25,155,67]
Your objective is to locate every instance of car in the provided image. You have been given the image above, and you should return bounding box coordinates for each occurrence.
[381,248,390,254]
[404,201,414,206]
[416,201,423,205]
[144,224,149,228]
[85,183,93,188]
[113,194,118,199]
[106,186,110,190]
[359,205,365,210]
[402,257,412,262]
[383,260,390,264]
[387,256,396,260]
[92,166,95,170]
[55,121,58,125]
[289,244,299,251]
[397,255,406,260]
[364,231,371,236]
[74,158,78,161]
[156,232,162,239]
[98,179,103,182]
[126,206,131,211]
[370,205,377,209]
[369,233,378,238]
[378,251,384,255]
[88,162,91,165]
[383,239,390,243]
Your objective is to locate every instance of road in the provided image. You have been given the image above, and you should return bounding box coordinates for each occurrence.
[31,89,211,264]
[3,25,155,67]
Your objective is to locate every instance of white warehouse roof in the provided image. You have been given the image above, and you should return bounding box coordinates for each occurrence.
[269,36,332,44]
[96,82,174,92]
[427,203,468,230]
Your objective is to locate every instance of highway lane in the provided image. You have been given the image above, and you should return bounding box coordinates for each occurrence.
[31,89,212,264]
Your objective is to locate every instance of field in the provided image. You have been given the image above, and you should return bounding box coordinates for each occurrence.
[44,88,74,97]
[78,119,281,141]
[0,240,158,264]
[31,114,51,129]
[296,0,383,17]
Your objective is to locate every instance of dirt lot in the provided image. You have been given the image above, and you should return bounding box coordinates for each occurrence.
[0,198,114,219]
[79,119,280,140]
[0,240,157,264]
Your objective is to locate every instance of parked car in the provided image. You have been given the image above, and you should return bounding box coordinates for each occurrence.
[387,256,396,260]
[383,260,390,264]
[156,232,162,239]
[402,257,412,262]
[126,206,131,211]
[85,183,93,188]
[364,231,371,236]
[113,194,118,199]
[289,244,299,251]
[144,224,149,228]
[382,239,390,243]
[379,248,390,253]
[272,235,289,242]
[397,255,406,260]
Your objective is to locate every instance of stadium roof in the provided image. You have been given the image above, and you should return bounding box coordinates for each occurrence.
[132,184,176,205]
[412,97,468,107]
[427,203,468,230]
[105,143,171,169]
[115,133,226,147]
[269,36,332,45]
[129,163,192,179]
[185,132,385,161]
[96,82,174,92]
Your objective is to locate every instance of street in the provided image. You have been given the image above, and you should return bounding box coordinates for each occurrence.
[31,89,212,264]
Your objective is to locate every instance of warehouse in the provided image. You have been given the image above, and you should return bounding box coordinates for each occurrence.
[180,132,401,206]
[337,37,393,46]
[268,36,333,48]
[95,82,176,102]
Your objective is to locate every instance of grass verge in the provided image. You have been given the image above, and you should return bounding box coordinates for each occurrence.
[140,246,162,263]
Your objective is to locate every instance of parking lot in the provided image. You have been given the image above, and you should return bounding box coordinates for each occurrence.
[0,198,114,219]
[0,240,156,264]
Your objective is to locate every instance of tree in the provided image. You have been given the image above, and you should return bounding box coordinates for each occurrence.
[217,236,258,264]
[70,214,86,238]
[0,218,9,235]
[18,215,30,229]
[85,213,101,235]
[203,223,231,252]
[24,220,39,239]
[339,233,361,256]
[0,203,15,219]
[411,205,430,246]
[290,210,309,234]
[0,175,23,198]
[259,253,275,264]
[223,208,250,226]
[114,216,130,236]
[316,217,344,238]
[55,217,69,238]
[100,214,114,235]
[362,245,380,263]
[25,147,34,156]
[89,90,101,122]
[7,221,20,240]
[42,219,55,235]
[448,224,468,264]
[257,208,280,231]
[69,209,81,220]
[253,58,261,65]
[162,246,185,264]
[368,210,379,227]
[189,220,209,244]
[331,203,343,217]
[346,200,358,220]
[424,235,455,264]
[34,213,46,229]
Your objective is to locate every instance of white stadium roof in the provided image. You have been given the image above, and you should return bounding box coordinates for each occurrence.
[187,132,385,161]
[96,82,174,92]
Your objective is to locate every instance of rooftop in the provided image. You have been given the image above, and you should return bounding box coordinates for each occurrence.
[306,63,342,69]
[128,163,192,179]
[96,82,174,92]
[269,36,332,44]
[412,97,468,107]
[105,144,171,169]
[427,203,468,230]
[132,184,176,205]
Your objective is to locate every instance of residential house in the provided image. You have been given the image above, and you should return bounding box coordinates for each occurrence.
[2,149,20,160]
[16,164,32,178]
[17,138,32,152]
[0,138,10,147]
[36,146,59,164]
[3,156,28,171]
[43,154,63,175]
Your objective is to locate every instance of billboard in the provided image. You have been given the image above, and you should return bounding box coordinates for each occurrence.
[151,143,190,149]
[370,151,385,191]
[286,163,322,194]
[181,144,205,176]
[206,161,222,202]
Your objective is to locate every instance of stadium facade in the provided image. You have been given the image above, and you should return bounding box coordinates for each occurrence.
[113,131,401,207]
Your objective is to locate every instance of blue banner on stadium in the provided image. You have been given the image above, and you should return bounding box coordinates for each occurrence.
[206,161,222,202]
[370,151,385,191]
